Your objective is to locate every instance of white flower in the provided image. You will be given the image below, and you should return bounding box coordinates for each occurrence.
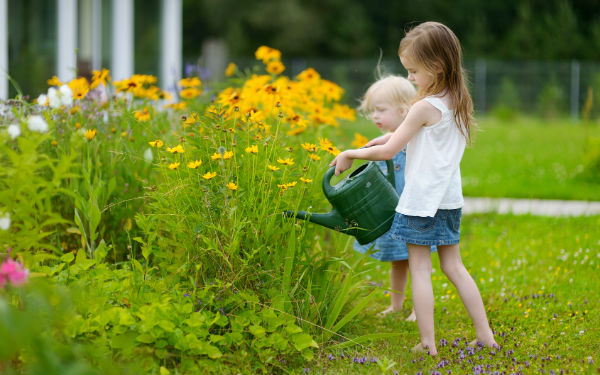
[0,212,10,231]
[7,124,21,139]
[47,85,73,108]
[59,85,73,107]
[27,115,48,133]
[47,87,61,108]
[143,148,153,163]
[37,93,48,106]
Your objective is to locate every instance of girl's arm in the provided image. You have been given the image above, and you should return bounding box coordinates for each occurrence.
[330,100,436,176]
[365,132,393,147]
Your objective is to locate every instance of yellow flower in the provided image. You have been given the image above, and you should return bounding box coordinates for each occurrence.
[300,177,313,183]
[325,146,341,156]
[165,101,187,111]
[245,145,258,154]
[90,68,111,89]
[180,87,202,99]
[121,131,128,138]
[183,113,199,127]
[148,139,164,148]
[47,76,63,86]
[255,46,281,63]
[166,144,185,154]
[51,140,58,146]
[277,181,297,191]
[84,128,97,140]
[267,165,280,171]
[68,77,90,100]
[319,137,333,151]
[134,108,151,122]
[277,157,294,166]
[211,153,222,160]
[179,77,202,88]
[301,142,317,152]
[308,154,321,161]
[75,122,82,129]
[225,62,237,77]
[223,151,234,159]
[168,162,180,170]
[202,171,216,180]
[226,182,238,191]
[351,133,369,148]
[266,61,285,75]
[187,160,202,169]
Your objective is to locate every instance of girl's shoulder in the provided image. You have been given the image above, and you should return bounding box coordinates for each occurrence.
[409,98,443,126]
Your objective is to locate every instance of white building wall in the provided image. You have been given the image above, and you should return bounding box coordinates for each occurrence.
[1,0,9,99]
[161,0,182,96]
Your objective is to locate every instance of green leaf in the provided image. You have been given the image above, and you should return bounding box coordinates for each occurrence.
[158,320,175,332]
[136,333,156,344]
[60,252,75,264]
[249,324,266,338]
[205,344,222,359]
[291,333,318,351]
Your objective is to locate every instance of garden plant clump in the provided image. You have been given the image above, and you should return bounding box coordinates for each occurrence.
[0,46,388,374]
[1,45,599,374]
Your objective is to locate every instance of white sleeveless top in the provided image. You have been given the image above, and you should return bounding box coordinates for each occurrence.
[396,96,466,217]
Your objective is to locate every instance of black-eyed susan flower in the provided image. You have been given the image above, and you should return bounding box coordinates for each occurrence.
[90,68,111,89]
[255,46,281,64]
[183,113,199,128]
[351,133,369,148]
[301,142,317,152]
[179,77,202,88]
[202,171,216,180]
[134,108,151,122]
[211,153,222,160]
[308,154,321,161]
[168,162,180,170]
[180,87,202,99]
[267,165,280,171]
[68,77,90,100]
[277,157,294,166]
[300,177,313,183]
[47,76,63,86]
[225,62,237,77]
[223,151,234,159]
[84,129,97,140]
[245,145,258,154]
[187,160,202,169]
[165,101,187,111]
[266,61,285,75]
[166,144,185,154]
[75,122,81,129]
[148,139,164,148]
[226,182,238,191]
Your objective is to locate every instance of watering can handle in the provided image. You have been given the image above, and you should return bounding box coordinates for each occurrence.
[322,159,396,196]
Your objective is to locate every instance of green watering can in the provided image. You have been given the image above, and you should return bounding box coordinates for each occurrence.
[284,159,398,245]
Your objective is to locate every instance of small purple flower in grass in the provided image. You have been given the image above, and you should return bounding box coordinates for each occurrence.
[328,354,334,361]
[303,368,309,373]
[184,293,190,297]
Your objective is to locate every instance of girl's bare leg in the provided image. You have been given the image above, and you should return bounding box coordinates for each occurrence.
[437,244,497,347]
[408,244,437,355]
[378,260,409,317]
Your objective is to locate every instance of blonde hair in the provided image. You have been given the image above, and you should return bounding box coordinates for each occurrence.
[358,75,416,116]
[398,21,474,142]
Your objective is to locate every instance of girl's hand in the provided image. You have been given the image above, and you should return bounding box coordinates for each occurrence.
[365,133,392,147]
[329,151,354,176]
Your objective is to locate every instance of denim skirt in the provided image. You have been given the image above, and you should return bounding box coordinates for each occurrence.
[390,208,462,246]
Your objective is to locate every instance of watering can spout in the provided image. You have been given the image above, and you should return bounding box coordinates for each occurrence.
[283,209,348,232]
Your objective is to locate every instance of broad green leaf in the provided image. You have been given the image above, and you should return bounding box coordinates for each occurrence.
[291,333,318,351]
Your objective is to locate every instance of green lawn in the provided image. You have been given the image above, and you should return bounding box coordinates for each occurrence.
[301,214,600,374]
[338,116,600,201]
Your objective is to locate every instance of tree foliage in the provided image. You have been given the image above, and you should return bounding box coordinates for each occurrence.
[183,0,600,60]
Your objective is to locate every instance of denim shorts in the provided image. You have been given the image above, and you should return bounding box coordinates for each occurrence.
[390,209,462,246]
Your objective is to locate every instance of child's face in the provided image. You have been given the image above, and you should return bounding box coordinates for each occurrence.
[371,100,406,133]
[400,55,434,91]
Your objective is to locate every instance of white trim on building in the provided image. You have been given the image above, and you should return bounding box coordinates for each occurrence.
[161,0,182,96]
[57,0,78,81]
[111,0,134,81]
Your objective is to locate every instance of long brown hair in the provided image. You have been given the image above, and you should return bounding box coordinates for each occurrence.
[399,22,474,143]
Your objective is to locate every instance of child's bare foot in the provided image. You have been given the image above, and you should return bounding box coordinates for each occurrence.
[376,306,399,318]
[411,343,437,356]
[405,309,417,322]
[468,338,499,348]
